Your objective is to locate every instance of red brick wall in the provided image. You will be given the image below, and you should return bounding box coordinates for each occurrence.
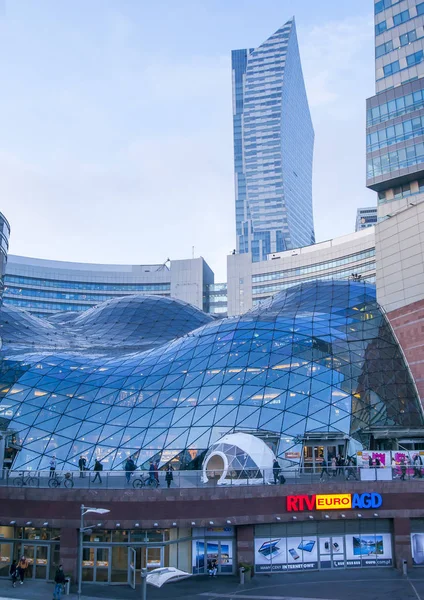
[387,298,424,402]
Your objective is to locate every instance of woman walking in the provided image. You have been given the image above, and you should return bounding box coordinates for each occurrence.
[165,465,174,488]
[17,555,28,584]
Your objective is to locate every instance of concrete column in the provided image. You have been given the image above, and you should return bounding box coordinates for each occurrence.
[60,527,78,581]
[236,525,254,575]
[393,517,412,570]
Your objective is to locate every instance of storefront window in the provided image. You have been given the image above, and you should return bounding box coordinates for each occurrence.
[0,526,15,539]
[254,520,392,572]
[0,543,12,577]
[22,527,50,541]
[111,547,128,583]
[112,530,129,543]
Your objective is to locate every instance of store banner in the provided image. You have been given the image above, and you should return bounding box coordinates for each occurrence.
[344,533,393,567]
[255,537,318,572]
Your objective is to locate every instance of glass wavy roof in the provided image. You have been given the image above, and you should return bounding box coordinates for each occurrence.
[0,281,421,471]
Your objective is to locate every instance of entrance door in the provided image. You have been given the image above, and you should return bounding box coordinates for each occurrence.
[19,545,50,579]
[128,548,136,589]
[146,547,162,571]
[319,536,345,569]
[203,540,234,574]
[303,446,324,473]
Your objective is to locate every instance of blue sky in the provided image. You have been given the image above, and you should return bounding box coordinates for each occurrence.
[0,0,375,280]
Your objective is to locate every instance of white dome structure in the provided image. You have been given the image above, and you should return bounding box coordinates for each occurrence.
[202,432,276,485]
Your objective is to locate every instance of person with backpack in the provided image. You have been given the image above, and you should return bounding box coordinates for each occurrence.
[10,559,18,587]
[53,564,66,599]
[92,459,103,484]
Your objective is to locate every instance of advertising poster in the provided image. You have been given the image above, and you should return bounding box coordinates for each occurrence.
[254,537,318,572]
[345,533,392,567]
[411,533,424,565]
[319,536,345,569]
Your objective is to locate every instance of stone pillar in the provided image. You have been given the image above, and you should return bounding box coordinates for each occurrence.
[60,527,79,581]
[236,525,254,575]
[393,517,412,569]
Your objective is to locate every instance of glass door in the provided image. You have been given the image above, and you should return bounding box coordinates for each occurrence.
[128,548,136,589]
[0,543,12,577]
[19,545,50,580]
[95,547,110,582]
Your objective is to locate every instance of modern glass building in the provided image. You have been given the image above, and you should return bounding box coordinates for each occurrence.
[367,0,424,215]
[0,213,10,303]
[0,280,421,473]
[232,18,315,262]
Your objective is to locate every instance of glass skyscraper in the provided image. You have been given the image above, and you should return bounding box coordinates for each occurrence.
[367,1,424,214]
[232,18,315,262]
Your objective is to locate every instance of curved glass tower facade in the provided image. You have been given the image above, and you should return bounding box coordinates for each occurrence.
[0,280,421,472]
[232,18,315,262]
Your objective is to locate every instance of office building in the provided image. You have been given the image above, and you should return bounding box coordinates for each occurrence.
[0,213,10,303]
[367,0,424,217]
[227,228,376,316]
[3,255,214,317]
[232,18,315,262]
[355,207,378,231]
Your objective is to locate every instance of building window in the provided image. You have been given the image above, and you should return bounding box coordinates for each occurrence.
[393,10,410,26]
[393,183,411,199]
[376,40,393,58]
[400,30,417,46]
[375,0,394,15]
[383,60,400,77]
[407,50,424,67]
[376,21,387,35]
[417,3,424,16]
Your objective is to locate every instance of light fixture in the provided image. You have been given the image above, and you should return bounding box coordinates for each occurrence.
[374,513,379,517]
[9,521,16,525]
[276,516,281,521]
[115,523,121,527]
[135,523,140,527]
[324,515,329,519]
[172,522,177,527]
[309,515,314,520]
[292,516,297,520]
[209,521,214,525]
[43,522,49,526]
[357,514,362,518]
[191,522,196,525]
[226,520,231,524]
[153,522,158,527]
[26,521,32,526]
[97,523,102,527]
[341,514,346,518]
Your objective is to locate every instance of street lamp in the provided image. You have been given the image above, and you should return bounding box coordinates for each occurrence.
[78,505,110,600]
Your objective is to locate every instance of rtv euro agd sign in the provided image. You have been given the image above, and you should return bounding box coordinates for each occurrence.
[286,492,383,511]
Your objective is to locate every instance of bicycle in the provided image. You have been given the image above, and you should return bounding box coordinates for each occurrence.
[13,471,39,488]
[133,475,159,489]
[48,472,74,488]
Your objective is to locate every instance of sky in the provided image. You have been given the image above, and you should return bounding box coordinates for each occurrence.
[0,0,376,281]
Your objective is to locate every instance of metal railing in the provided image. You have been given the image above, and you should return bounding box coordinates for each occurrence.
[0,465,422,489]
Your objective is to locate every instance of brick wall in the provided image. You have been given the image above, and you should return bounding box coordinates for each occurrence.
[387,298,424,402]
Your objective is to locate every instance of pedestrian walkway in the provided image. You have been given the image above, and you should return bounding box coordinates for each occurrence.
[0,569,423,600]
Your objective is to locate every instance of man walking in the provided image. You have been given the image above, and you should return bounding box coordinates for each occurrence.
[92,459,103,484]
[53,564,66,599]
[320,456,329,481]
[125,457,136,484]
[272,458,281,484]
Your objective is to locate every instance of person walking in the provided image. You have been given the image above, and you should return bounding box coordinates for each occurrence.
[49,455,57,479]
[149,461,155,486]
[78,456,86,478]
[165,464,174,488]
[391,457,397,479]
[53,564,66,599]
[320,456,329,481]
[331,456,337,477]
[17,555,28,584]
[10,559,18,587]
[272,458,281,484]
[92,459,103,484]
[154,461,160,486]
[400,458,407,481]
[368,455,373,468]
[125,457,136,484]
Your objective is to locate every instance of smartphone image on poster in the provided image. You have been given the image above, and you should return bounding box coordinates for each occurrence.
[298,540,315,553]
[288,548,300,560]
[333,542,339,551]
[258,540,281,560]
